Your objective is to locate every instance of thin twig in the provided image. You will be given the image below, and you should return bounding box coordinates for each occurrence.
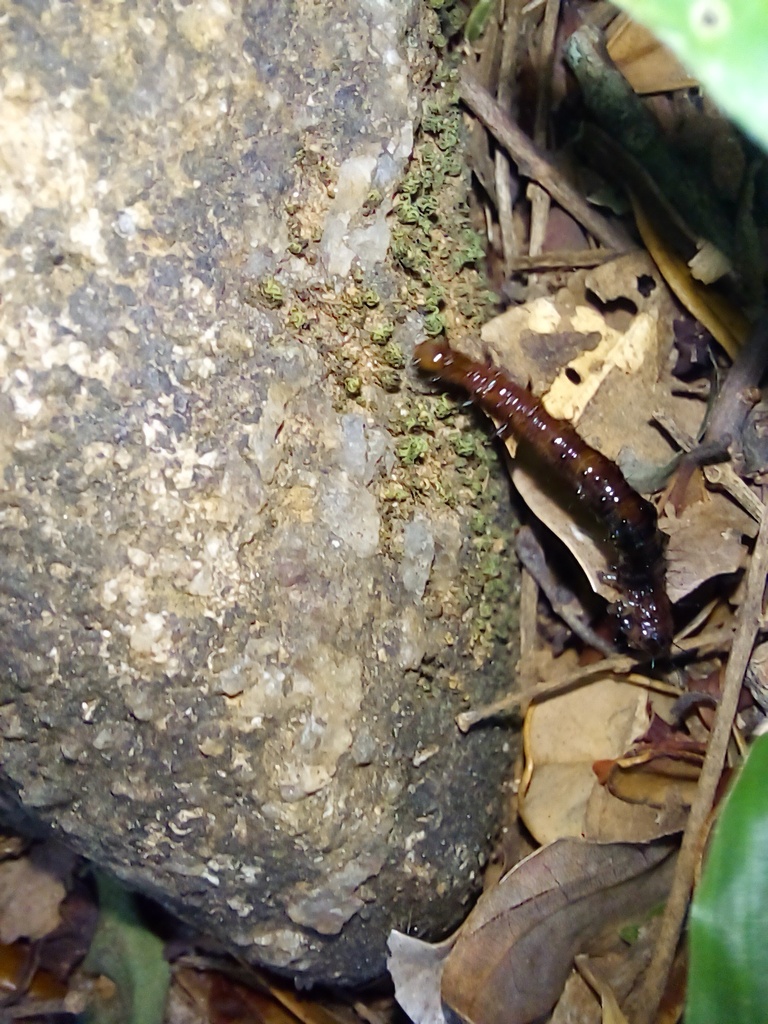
[518,566,540,685]
[0,1001,70,1020]
[528,0,560,256]
[516,526,615,656]
[459,72,631,251]
[495,151,518,271]
[703,463,766,523]
[455,624,741,732]
[507,246,619,270]
[652,411,696,455]
[680,312,768,470]
[629,503,768,1024]
[673,598,719,644]
[458,654,640,732]
[495,0,523,270]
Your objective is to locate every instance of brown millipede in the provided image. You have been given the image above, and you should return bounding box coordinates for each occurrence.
[415,338,672,655]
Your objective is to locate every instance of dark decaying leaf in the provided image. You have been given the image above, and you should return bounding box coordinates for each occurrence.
[440,838,676,1024]
[38,879,100,981]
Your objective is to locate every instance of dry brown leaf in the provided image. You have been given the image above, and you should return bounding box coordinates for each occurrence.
[597,749,703,811]
[439,839,675,1024]
[520,675,650,843]
[256,972,360,1024]
[0,844,73,944]
[519,675,685,844]
[593,712,707,815]
[480,297,597,397]
[544,310,659,424]
[606,14,697,95]
[512,463,615,603]
[661,497,753,602]
[583,251,669,313]
[551,929,662,1024]
[575,955,630,1024]
[480,292,676,440]
[583,782,689,845]
[388,931,456,1024]
[549,971,603,1024]
[390,843,674,1024]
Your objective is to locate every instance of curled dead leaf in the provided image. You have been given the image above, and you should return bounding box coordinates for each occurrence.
[440,839,675,1024]
[388,840,675,1024]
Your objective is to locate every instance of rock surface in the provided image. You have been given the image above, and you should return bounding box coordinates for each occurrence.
[0,0,519,983]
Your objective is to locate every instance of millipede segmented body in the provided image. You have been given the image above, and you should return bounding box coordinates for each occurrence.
[415,338,672,655]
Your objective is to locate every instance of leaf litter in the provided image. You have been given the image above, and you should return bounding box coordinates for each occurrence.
[389,839,675,1024]
[391,1,768,1023]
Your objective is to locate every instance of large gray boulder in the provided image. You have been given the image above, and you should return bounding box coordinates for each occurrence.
[0,0,518,983]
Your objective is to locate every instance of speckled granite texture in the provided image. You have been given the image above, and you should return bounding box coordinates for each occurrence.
[0,0,518,983]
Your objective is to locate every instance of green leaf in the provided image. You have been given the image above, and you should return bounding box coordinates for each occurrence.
[613,0,768,153]
[465,0,497,43]
[687,732,768,1024]
[83,871,171,1024]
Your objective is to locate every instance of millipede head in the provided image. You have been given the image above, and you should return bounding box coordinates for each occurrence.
[617,586,673,657]
[414,338,453,374]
